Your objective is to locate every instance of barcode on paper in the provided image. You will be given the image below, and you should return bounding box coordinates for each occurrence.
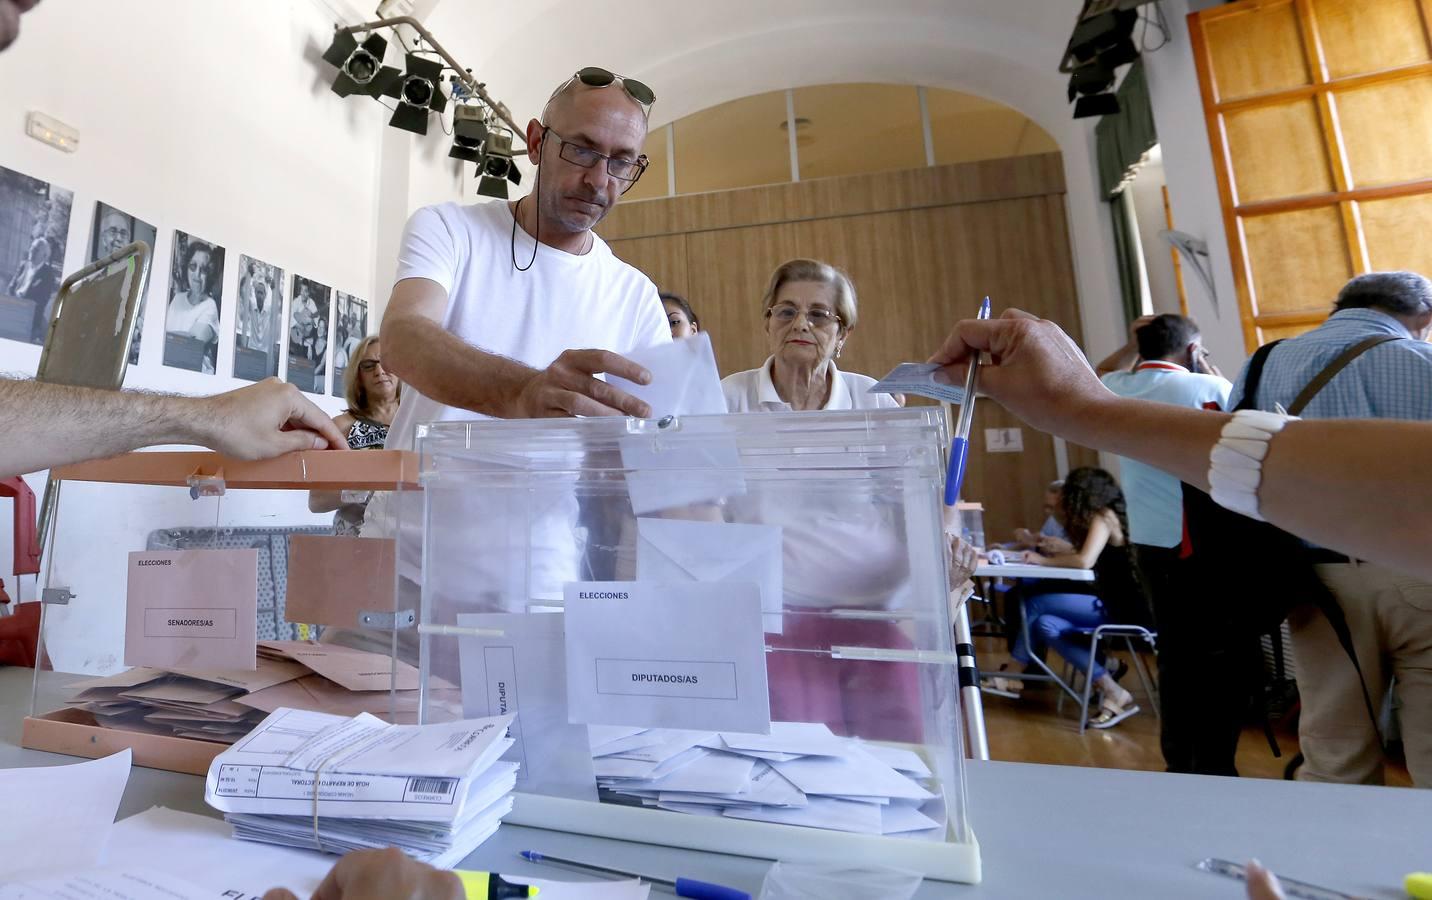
[407,777,456,795]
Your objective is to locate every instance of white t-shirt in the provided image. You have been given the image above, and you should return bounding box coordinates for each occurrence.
[387,200,671,450]
[1101,363,1233,548]
[721,357,900,413]
[373,200,670,619]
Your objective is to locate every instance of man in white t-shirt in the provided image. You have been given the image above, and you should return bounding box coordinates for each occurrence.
[1095,313,1234,775]
[381,70,669,449]
[374,68,670,619]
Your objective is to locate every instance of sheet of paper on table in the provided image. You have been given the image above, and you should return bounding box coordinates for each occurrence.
[0,750,131,881]
[90,807,651,900]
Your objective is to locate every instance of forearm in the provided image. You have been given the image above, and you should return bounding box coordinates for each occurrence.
[0,378,205,477]
[381,314,535,418]
[1054,395,1226,490]
[1057,397,1432,577]
[1259,420,1432,576]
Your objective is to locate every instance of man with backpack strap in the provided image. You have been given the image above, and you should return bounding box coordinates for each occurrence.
[1228,271,1432,786]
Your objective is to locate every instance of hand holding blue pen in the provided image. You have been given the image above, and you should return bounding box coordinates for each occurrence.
[520,850,751,900]
[944,296,991,507]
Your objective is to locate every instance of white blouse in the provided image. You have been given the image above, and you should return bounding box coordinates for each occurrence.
[721,356,900,413]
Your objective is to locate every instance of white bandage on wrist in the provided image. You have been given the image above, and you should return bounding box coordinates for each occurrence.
[1207,409,1295,521]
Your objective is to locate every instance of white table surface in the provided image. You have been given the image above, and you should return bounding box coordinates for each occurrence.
[974,562,1095,581]
[1,667,1423,899]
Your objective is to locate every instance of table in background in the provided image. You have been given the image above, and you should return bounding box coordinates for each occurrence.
[0,668,1422,899]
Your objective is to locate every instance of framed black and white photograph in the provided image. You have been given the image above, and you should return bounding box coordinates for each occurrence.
[287,274,331,394]
[163,230,224,374]
[89,202,157,365]
[330,292,368,397]
[233,255,284,382]
[0,165,74,345]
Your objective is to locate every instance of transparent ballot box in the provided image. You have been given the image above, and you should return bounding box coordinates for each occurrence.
[23,450,418,775]
[416,409,980,883]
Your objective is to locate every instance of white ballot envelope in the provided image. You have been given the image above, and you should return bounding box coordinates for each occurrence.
[636,518,784,633]
[456,612,599,802]
[564,581,771,734]
[605,332,727,420]
[611,334,745,515]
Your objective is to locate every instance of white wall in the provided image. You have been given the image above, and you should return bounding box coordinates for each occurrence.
[0,0,425,609]
[0,0,387,403]
[1141,0,1248,372]
[1129,150,1184,317]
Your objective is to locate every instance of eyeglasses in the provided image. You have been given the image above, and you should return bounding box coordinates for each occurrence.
[766,304,842,328]
[544,127,649,188]
[357,359,383,372]
[561,66,656,111]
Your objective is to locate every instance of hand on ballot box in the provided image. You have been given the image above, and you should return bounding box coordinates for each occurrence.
[262,848,463,900]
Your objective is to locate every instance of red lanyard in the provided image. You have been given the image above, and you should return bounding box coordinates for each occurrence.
[1136,362,1185,372]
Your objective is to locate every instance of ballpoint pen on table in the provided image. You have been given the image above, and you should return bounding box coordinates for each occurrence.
[945,296,991,508]
[1196,858,1370,900]
[519,850,751,900]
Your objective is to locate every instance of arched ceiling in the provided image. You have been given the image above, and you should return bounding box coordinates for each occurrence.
[423,0,1090,149]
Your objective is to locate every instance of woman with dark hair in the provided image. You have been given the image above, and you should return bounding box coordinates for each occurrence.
[660,291,699,339]
[1006,467,1149,728]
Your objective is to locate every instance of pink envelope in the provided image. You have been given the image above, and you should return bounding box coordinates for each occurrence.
[285,535,396,627]
[124,550,258,671]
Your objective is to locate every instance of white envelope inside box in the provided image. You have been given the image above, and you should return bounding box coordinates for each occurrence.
[636,517,783,634]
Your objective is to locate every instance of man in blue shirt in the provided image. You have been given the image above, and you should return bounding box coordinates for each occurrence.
[1229,271,1432,788]
[1096,314,1234,773]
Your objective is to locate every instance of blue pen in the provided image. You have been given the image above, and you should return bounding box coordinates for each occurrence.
[519,850,750,900]
[944,296,991,507]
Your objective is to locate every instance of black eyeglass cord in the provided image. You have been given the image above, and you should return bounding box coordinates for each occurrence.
[511,156,540,273]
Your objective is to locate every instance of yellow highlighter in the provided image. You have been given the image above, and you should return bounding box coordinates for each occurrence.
[455,870,539,899]
[1407,872,1432,900]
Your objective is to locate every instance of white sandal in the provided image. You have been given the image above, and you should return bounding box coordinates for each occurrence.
[1089,685,1139,729]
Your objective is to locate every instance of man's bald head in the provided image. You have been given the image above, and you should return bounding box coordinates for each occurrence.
[542,77,649,138]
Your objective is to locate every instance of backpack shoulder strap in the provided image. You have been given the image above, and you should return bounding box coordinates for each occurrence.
[1288,334,1403,415]
[1235,340,1284,412]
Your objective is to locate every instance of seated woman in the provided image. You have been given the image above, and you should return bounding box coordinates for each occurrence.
[661,291,700,339]
[308,335,401,535]
[720,259,919,742]
[1004,467,1150,729]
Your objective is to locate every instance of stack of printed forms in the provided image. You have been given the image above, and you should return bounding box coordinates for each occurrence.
[590,722,946,839]
[62,641,443,743]
[205,707,517,867]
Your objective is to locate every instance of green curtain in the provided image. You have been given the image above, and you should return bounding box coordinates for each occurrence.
[1094,59,1159,329]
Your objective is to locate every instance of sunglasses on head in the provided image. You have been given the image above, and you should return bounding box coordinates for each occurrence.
[572,66,656,109]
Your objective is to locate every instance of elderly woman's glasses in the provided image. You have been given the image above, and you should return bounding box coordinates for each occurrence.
[766,304,841,328]
[545,127,648,187]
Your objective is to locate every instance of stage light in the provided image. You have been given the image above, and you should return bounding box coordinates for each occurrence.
[449,104,488,162]
[384,53,447,135]
[475,128,522,199]
[321,32,400,98]
[1067,64,1115,102]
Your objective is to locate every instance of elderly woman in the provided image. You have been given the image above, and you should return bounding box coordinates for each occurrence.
[720,258,920,742]
[722,258,897,412]
[309,335,401,535]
